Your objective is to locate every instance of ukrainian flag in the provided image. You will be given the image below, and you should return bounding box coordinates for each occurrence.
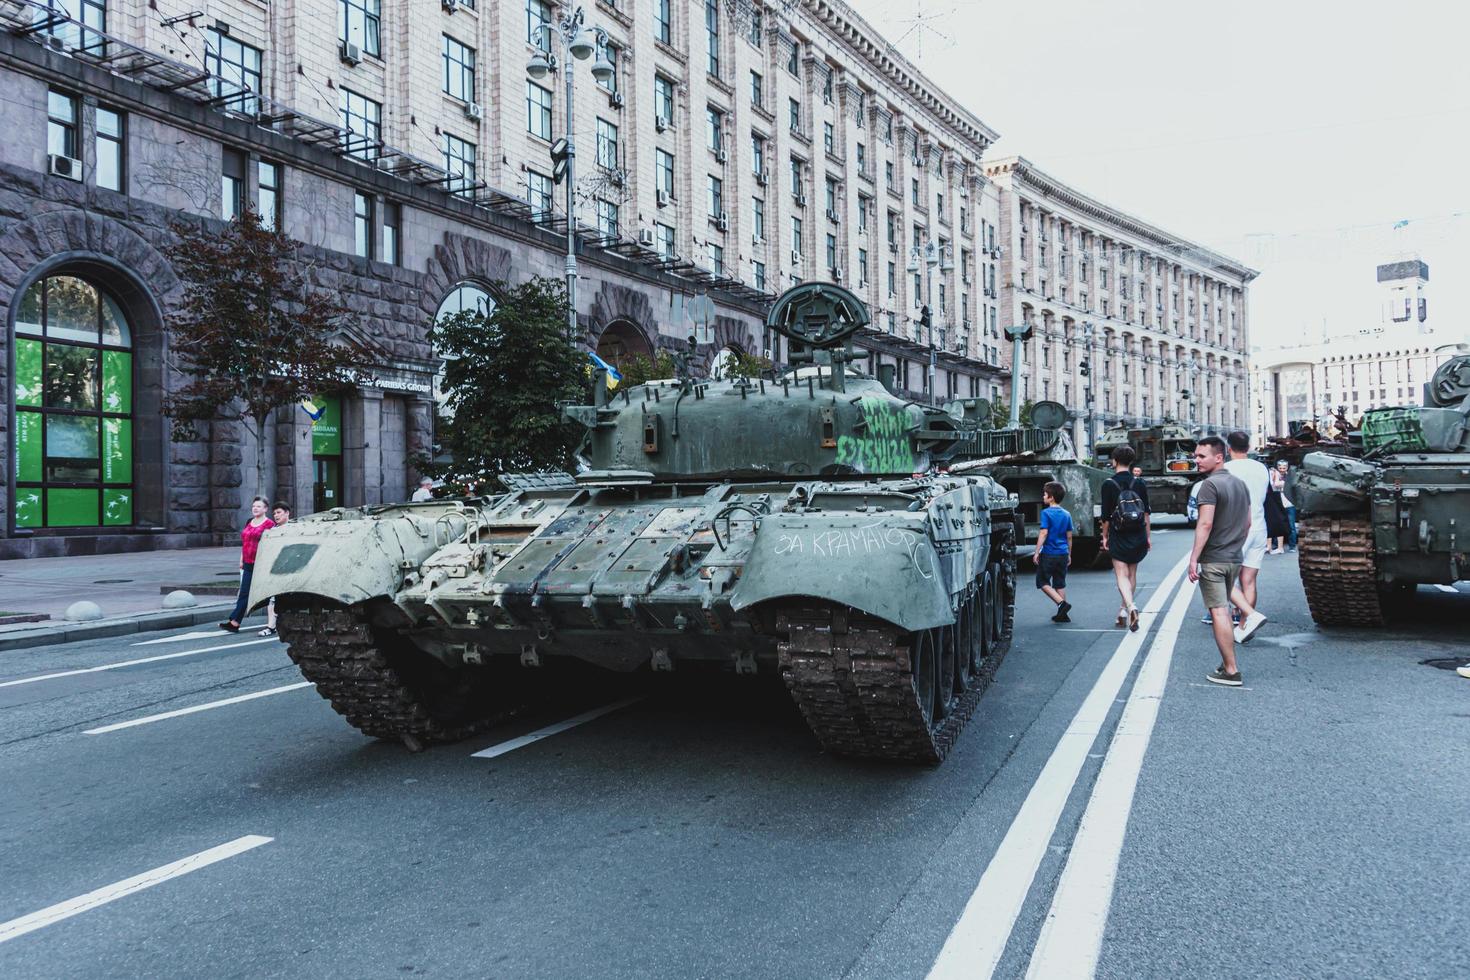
[587,351,623,390]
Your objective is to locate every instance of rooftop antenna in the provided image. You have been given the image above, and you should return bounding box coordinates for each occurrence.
[891,1,958,64]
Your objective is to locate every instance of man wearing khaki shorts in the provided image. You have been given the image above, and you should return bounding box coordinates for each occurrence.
[1188,435,1263,686]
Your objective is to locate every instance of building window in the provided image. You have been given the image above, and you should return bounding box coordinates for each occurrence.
[705,0,720,76]
[596,118,619,170]
[751,134,765,177]
[382,200,401,265]
[787,40,799,75]
[596,36,619,92]
[749,6,763,45]
[885,160,894,190]
[706,107,724,152]
[443,133,476,197]
[825,177,837,214]
[788,98,801,134]
[708,175,724,218]
[205,29,262,113]
[257,159,281,231]
[353,191,375,259]
[527,170,553,218]
[221,148,246,221]
[47,89,78,161]
[789,156,803,199]
[750,70,763,107]
[823,121,834,155]
[47,0,106,50]
[707,242,724,275]
[754,260,766,291]
[12,274,135,530]
[656,222,675,259]
[855,142,866,173]
[887,261,896,295]
[790,215,803,256]
[339,89,381,159]
[526,81,553,139]
[596,198,620,239]
[95,106,124,192]
[911,177,920,206]
[442,35,476,102]
[655,149,674,197]
[858,248,868,285]
[825,233,836,272]
[654,75,675,128]
[654,0,672,45]
[339,0,381,57]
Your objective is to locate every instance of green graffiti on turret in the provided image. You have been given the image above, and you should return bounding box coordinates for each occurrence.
[836,397,917,474]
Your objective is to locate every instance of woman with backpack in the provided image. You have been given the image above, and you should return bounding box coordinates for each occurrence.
[1099,444,1152,631]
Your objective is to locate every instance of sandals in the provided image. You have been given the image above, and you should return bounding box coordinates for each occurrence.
[1116,611,1128,628]
[1128,607,1140,632]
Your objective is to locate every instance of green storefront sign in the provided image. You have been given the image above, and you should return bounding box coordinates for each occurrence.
[310,395,342,455]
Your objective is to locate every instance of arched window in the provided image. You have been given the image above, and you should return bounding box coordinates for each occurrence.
[13,274,134,528]
[431,282,495,423]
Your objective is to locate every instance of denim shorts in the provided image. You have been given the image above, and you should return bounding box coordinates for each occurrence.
[1035,553,1068,590]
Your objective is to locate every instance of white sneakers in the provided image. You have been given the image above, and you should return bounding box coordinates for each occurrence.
[1457,664,1470,679]
[1234,610,1268,645]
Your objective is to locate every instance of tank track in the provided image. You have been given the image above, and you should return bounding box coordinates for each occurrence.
[277,601,524,750]
[775,529,1016,764]
[1298,516,1385,626]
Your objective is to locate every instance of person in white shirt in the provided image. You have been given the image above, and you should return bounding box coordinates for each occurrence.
[1223,431,1270,633]
[411,477,435,502]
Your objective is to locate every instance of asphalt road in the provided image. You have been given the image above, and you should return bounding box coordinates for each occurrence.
[2,518,1467,980]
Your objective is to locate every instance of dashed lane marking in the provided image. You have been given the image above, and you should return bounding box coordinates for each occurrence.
[926,554,1192,980]
[0,835,273,945]
[132,630,239,646]
[1435,584,1459,594]
[83,683,312,734]
[471,698,644,759]
[1023,544,1201,979]
[0,639,277,689]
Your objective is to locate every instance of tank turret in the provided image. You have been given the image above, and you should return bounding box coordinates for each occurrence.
[245,283,1020,765]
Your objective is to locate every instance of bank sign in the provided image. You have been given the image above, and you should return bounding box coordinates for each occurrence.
[303,396,342,455]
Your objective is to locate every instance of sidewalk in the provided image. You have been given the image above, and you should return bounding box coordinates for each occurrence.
[0,547,249,651]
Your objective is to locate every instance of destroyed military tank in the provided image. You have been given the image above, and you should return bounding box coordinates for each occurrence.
[248,282,1019,764]
[1093,422,1201,518]
[1295,354,1470,625]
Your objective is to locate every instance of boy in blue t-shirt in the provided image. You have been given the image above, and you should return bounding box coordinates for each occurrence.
[1033,481,1074,623]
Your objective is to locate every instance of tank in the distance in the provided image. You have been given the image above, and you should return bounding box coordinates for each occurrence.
[247,282,1020,764]
[1093,422,1201,520]
[1294,354,1470,625]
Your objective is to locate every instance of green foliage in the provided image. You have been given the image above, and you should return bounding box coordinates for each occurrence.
[987,397,1036,428]
[723,351,773,380]
[163,209,355,493]
[428,277,585,479]
[617,351,676,387]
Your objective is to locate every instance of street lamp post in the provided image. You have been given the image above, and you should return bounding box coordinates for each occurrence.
[907,239,951,404]
[1081,320,1096,452]
[528,8,615,342]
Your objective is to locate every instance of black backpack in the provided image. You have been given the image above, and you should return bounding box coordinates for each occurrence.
[1111,475,1147,532]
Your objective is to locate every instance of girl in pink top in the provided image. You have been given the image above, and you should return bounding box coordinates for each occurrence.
[220,496,275,632]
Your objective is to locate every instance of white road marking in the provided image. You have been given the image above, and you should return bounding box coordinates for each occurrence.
[1435,584,1459,594]
[0,835,272,945]
[926,554,1191,980]
[83,683,312,734]
[132,630,236,646]
[1055,628,1120,633]
[471,698,643,759]
[0,639,277,689]
[1023,549,1201,979]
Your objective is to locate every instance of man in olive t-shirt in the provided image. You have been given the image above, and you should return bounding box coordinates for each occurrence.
[1187,435,1263,687]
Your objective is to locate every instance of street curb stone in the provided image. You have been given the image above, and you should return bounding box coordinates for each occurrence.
[0,602,257,653]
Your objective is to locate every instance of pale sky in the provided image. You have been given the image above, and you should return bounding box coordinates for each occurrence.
[847,0,1470,354]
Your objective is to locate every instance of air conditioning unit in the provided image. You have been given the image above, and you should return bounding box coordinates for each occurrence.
[340,41,362,65]
[442,0,459,11]
[715,147,728,164]
[638,228,656,247]
[464,102,483,121]
[610,91,625,108]
[832,267,844,282]
[755,170,768,186]
[825,208,838,222]
[656,189,670,208]
[888,241,897,254]
[716,212,729,231]
[794,192,806,207]
[48,153,81,181]
[752,233,764,246]
[655,116,668,133]
[790,249,802,264]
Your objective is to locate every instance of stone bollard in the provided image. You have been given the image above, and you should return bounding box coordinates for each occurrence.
[65,601,104,622]
[162,590,198,610]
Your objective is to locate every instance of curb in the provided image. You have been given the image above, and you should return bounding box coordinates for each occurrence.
[0,602,252,653]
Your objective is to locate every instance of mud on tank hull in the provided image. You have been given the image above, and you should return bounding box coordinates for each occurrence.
[253,476,1019,764]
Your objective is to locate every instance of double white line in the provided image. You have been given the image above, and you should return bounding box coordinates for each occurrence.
[929,553,1197,980]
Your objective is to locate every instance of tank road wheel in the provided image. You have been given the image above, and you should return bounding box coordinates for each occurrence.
[934,624,957,720]
[975,571,994,668]
[909,626,939,731]
[953,593,977,693]
[276,599,527,750]
[1297,517,1385,627]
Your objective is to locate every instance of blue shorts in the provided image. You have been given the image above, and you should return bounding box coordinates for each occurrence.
[1035,553,1068,590]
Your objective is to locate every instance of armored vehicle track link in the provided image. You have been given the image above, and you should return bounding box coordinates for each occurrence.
[776,529,1015,764]
[277,600,526,750]
[1298,517,1385,627]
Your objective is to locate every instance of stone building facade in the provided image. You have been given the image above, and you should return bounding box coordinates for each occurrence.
[0,0,1012,558]
[985,156,1257,453]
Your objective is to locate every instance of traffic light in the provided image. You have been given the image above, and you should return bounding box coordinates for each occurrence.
[550,138,569,184]
[1079,358,1090,377]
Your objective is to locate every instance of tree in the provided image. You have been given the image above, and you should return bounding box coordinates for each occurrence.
[723,350,773,380]
[617,350,676,387]
[987,397,1036,428]
[163,209,355,493]
[429,277,585,486]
